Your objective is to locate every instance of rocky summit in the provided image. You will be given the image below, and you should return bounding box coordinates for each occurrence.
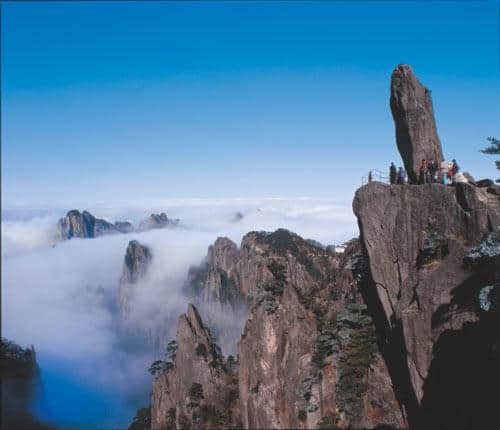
[390,64,443,184]
[138,213,179,232]
[57,209,120,239]
[133,65,500,430]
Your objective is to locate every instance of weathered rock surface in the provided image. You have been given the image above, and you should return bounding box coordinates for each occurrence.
[153,230,405,429]
[390,64,443,183]
[57,209,120,239]
[353,181,500,428]
[151,305,239,430]
[138,213,179,232]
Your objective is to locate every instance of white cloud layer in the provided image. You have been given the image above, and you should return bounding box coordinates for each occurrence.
[1,198,357,427]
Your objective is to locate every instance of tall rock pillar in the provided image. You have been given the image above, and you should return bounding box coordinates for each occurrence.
[390,64,444,183]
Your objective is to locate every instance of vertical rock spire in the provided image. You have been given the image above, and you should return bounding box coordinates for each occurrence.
[390,64,444,183]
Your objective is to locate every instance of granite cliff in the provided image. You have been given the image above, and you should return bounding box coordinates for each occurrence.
[133,64,500,429]
[150,230,405,429]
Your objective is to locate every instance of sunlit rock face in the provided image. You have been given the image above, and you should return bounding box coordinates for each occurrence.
[390,64,443,184]
[57,209,120,239]
[153,230,405,429]
[353,181,500,428]
[151,304,240,430]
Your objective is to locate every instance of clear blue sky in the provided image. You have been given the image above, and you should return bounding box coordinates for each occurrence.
[2,1,499,207]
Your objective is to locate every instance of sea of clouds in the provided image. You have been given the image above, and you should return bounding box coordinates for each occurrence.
[1,198,357,429]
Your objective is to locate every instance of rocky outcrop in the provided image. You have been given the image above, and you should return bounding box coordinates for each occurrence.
[57,210,179,240]
[118,240,152,318]
[151,305,239,430]
[57,209,120,239]
[390,64,443,183]
[0,339,53,429]
[138,213,179,232]
[152,230,405,429]
[353,181,500,428]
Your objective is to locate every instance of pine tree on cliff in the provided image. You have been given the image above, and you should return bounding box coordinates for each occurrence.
[480,136,500,182]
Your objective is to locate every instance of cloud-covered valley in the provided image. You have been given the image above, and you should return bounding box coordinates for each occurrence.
[1,198,357,428]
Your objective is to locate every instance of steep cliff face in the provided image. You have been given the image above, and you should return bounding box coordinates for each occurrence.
[119,240,153,318]
[0,339,53,430]
[237,230,404,429]
[184,237,247,354]
[57,209,120,239]
[353,181,500,427]
[154,230,405,429]
[390,64,443,184]
[151,305,239,430]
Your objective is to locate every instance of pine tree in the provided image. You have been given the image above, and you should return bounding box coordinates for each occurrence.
[480,137,500,183]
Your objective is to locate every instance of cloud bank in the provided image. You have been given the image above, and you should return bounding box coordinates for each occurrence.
[1,198,357,428]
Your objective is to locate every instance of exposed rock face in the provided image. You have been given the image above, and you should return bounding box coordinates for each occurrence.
[57,209,120,239]
[138,213,179,232]
[390,64,443,184]
[57,210,179,240]
[118,240,152,318]
[151,305,239,430]
[353,182,500,427]
[153,230,405,429]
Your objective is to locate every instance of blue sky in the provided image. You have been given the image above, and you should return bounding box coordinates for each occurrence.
[2,1,499,208]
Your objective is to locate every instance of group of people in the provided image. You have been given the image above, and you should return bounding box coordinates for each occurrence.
[389,159,460,185]
[389,163,408,184]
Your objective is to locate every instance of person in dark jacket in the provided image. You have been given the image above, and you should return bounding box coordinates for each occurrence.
[397,167,404,184]
[419,159,428,184]
[451,159,460,176]
[390,162,397,184]
[428,160,437,183]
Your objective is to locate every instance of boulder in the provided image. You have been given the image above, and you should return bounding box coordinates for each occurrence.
[477,179,494,188]
[390,64,443,184]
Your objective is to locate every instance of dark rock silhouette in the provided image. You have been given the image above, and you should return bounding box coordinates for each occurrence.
[0,339,54,429]
[390,64,443,184]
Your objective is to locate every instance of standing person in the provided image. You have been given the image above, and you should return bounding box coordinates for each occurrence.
[419,159,428,184]
[429,160,437,183]
[389,162,397,185]
[401,168,407,184]
[368,171,372,183]
[451,159,460,176]
[397,167,403,185]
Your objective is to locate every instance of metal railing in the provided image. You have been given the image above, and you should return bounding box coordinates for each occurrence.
[361,169,391,185]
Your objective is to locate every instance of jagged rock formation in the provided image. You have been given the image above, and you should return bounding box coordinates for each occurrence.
[153,230,405,429]
[57,209,121,239]
[118,240,152,318]
[0,339,53,429]
[57,210,179,240]
[353,181,500,428]
[390,64,443,183]
[138,213,179,232]
[151,305,240,430]
[184,237,247,355]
